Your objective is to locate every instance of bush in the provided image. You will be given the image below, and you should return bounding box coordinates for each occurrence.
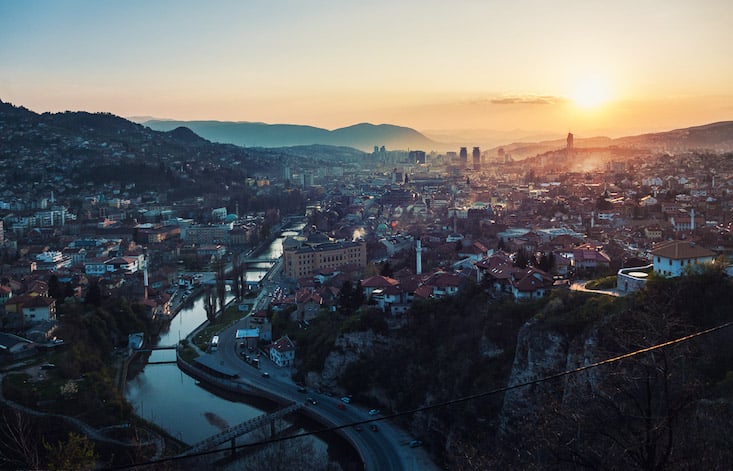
[585,275,617,290]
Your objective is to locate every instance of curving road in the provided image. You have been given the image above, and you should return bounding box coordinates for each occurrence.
[209,318,431,471]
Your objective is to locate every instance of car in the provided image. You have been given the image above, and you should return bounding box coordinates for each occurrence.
[370,424,378,432]
[409,440,423,448]
[306,397,318,405]
[297,386,307,393]
[40,363,56,370]
[368,409,380,416]
[340,397,351,404]
[261,372,270,378]
[336,403,346,410]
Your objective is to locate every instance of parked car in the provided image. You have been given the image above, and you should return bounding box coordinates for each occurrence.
[261,372,270,378]
[337,403,346,410]
[306,397,318,405]
[340,396,351,404]
[370,424,379,432]
[409,440,423,448]
[297,386,307,393]
[368,409,380,416]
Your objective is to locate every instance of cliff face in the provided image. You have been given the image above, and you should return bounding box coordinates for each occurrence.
[306,330,392,392]
[498,318,603,437]
[499,319,570,435]
[496,306,733,469]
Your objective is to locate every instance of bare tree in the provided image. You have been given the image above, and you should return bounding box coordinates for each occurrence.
[0,409,40,470]
[204,287,217,323]
[215,258,227,315]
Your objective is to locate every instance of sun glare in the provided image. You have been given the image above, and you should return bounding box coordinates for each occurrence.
[572,78,611,109]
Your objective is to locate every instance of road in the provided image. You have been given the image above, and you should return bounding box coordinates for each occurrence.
[570,280,621,297]
[210,316,436,471]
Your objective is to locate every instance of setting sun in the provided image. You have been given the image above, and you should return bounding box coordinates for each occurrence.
[571,77,612,109]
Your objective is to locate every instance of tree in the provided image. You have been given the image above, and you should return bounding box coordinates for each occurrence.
[0,409,40,470]
[379,261,394,278]
[85,281,101,307]
[48,274,62,302]
[204,288,217,323]
[214,259,227,315]
[44,433,97,471]
[514,249,528,269]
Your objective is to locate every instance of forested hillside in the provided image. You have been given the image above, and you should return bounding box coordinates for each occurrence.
[296,269,733,469]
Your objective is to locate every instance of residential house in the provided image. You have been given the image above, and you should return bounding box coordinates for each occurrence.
[572,246,612,272]
[269,335,296,367]
[4,294,56,323]
[361,275,408,314]
[651,240,715,277]
[510,268,554,300]
[295,289,323,321]
[476,252,554,300]
[421,271,464,299]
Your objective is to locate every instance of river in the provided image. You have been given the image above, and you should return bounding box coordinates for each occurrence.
[124,224,304,444]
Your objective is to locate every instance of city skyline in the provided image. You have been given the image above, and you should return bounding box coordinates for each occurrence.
[2,0,732,140]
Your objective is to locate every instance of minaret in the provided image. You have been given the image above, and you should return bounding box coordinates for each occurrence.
[690,208,695,231]
[143,265,149,300]
[416,238,423,275]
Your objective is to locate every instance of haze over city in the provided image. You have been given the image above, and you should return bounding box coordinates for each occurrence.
[2,0,733,141]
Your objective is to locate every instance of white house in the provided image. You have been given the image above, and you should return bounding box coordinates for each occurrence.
[651,240,715,277]
[269,335,295,367]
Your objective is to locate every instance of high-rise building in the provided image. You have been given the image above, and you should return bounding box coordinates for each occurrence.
[472,147,481,171]
[459,147,468,164]
[409,150,426,164]
[567,132,574,152]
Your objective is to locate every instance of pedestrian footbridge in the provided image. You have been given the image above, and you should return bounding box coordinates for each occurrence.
[181,402,304,456]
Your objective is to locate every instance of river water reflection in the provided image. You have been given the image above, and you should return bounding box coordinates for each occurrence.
[124,225,303,444]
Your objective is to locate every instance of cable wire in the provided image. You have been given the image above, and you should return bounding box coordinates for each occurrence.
[104,320,733,470]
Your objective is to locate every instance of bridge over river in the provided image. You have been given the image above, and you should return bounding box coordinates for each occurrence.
[180,402,304,456]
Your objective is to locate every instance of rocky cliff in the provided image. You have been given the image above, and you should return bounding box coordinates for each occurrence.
[305,330,393,393]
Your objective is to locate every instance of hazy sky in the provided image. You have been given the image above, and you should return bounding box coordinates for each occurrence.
[2,0,732,139]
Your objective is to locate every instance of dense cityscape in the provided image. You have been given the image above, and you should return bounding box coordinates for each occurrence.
[2,1,733,470]
[1,99,733,469]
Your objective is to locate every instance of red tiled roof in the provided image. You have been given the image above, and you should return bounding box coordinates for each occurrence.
[271,335,295,352]
[361,275,400,288]
[651,240,715,260]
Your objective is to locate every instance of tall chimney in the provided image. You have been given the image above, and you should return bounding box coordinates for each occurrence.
[416,238,423,275]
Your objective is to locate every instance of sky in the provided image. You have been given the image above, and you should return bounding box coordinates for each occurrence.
[2,0,733,141]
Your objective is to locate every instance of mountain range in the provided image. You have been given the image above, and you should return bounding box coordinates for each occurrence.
[142,120,436,152]
[142,117,733,157]
[488,121,733,160]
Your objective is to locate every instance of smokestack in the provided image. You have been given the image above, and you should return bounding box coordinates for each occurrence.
[416,238,423,275]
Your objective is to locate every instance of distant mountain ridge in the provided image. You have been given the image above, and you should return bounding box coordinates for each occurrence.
[488,121,733,159]
[143,120,436,151]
